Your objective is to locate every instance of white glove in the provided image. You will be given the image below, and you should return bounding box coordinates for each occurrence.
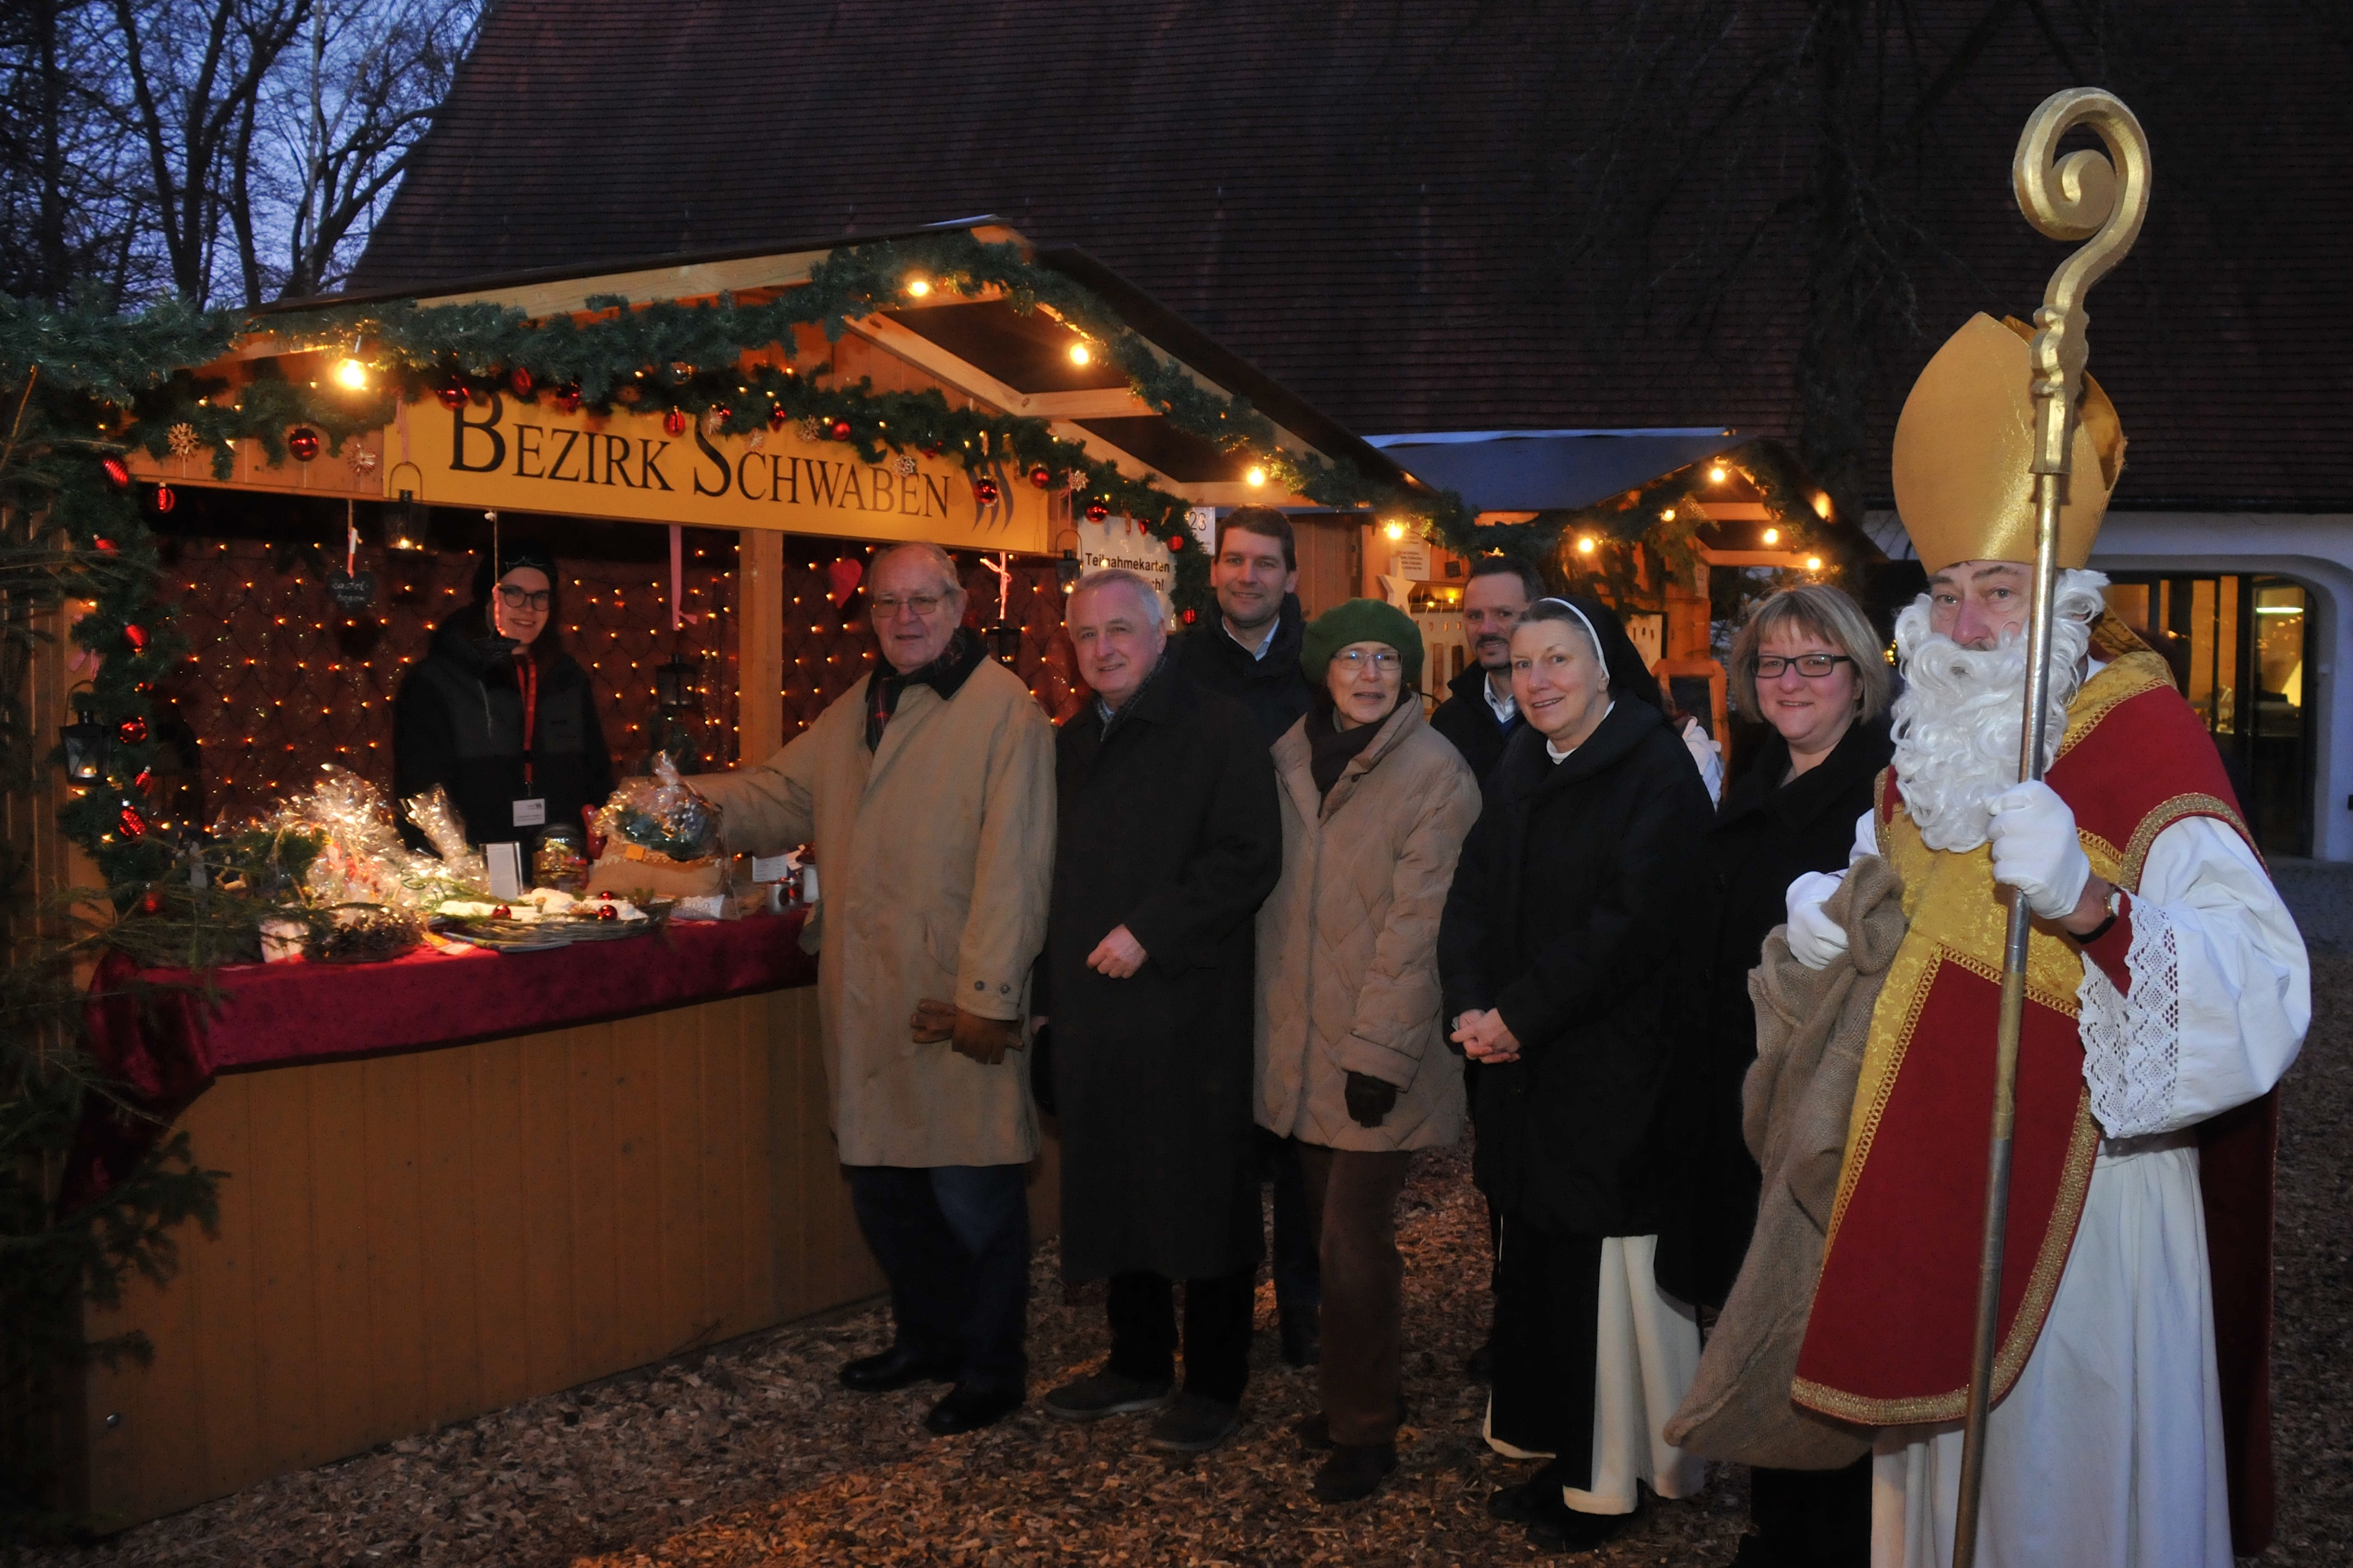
[1987,780,2092,919]
[1785,869,1849,970]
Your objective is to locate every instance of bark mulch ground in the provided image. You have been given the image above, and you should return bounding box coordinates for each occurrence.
[40,956,2352,1568]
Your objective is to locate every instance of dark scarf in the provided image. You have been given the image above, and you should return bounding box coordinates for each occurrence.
[1308,694,1385,800]
[1097,645,1174,744]
[864,626,985,749]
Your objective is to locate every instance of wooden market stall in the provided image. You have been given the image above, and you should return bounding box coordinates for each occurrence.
[62,221,1411,1528]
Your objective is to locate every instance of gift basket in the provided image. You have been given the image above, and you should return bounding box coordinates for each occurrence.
[588,755,728,899]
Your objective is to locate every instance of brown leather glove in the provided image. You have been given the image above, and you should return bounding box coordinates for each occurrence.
[1344,1071,1400,1129]
[912,998,1023,1065]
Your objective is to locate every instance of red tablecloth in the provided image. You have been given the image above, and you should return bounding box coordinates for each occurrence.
[69,912,815,1206]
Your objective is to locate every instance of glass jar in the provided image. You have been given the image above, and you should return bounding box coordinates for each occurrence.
[534,826,589,893]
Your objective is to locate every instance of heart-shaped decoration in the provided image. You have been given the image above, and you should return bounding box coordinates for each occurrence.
[827,557,863,608]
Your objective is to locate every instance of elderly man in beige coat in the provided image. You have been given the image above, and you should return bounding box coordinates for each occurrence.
[693,541,1053,1437]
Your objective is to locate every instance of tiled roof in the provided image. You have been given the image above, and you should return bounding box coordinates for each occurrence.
[350,2,2351,510]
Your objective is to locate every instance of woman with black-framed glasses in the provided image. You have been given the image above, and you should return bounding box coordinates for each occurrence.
[1654,583,1893,1568]
[394,543,615,850]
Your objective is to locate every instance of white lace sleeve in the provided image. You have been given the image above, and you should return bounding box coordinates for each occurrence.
[2075,815,2307,1139]
[2078,901,2182,1138]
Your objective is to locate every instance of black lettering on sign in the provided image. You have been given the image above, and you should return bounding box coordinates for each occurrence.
[923,475,948,516]
[451,394,507,473]
[771,453,799,504]
[692,429,729,497]
[838,465,865,509]
[602,435,634,487]
[548,428,583,482]
[639,438,673,492]
[866,467,899,513]
[514,423,545,479]
[899,472,922,515]
[736,448,768,501]
[805,460,841,507]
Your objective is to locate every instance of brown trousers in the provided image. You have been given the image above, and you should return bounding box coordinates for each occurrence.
[1297,1143,1413,1446]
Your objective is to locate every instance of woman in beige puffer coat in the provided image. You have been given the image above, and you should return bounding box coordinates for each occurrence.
[1256,597,1481,1506]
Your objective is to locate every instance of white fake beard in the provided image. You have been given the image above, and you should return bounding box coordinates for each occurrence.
[1889,570,2107,852]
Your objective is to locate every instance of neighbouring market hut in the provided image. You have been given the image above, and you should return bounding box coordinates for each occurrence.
[21,220,1434,1528]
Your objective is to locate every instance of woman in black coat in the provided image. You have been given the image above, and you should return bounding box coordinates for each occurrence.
[392,543,615,849]
[1653,584,1895,1568]
[1437,595,1716,1553]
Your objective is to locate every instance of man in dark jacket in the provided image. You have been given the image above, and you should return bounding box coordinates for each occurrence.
[392,543,615,849]
[1174,504,1323,1365]
[1042,568,1282,1455]
[1428,555,1541,781]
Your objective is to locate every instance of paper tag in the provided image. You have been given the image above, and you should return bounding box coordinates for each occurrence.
[485,843,524,900]
[751,853,794,883]
[512,797,546,827]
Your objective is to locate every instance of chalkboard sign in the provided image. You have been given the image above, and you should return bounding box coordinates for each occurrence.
[328,570,375,611]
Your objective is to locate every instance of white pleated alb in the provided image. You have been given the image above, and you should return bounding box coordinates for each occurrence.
[1484,1234,1708,1515]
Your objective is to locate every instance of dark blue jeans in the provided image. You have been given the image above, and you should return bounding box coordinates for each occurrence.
[846,1163,1030,1395]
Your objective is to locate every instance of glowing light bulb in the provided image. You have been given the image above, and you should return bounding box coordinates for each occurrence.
[1707,464,1728,483]
[1659,507,1676,522]
[1067,342,1091,366]
[1761,528,1780,546]
[905,278,931,298]
[1244,465,1267,488]
[1383,520,1406,541]
[1805,556,1824,571]
[334,357,368,390]
[1576,536,1598,556]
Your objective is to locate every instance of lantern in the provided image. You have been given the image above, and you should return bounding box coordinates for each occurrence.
[1057,548,1082,593]
[61,698,108,783]
[984,621,1023,668]
[385,489,429,551]
[654,656,702,711]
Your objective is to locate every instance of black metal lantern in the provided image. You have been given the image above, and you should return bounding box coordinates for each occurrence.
[61,697,108,783]
[984,621,1023,668]
[654,656,702,711]
[1057,548,1082,593]
[384,462,430,551]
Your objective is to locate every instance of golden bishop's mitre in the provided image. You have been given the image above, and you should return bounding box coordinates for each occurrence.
[1890,312,2126,575]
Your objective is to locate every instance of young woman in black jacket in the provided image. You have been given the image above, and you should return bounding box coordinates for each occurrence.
[1654,585,1896,1568]
[392,544,615,850]
[1437,595,1716,1553]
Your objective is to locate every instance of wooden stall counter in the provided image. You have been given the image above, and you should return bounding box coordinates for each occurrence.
[70,911,1045,1530]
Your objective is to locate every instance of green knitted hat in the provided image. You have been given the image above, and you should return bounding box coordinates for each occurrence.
[1301,597,1424,689]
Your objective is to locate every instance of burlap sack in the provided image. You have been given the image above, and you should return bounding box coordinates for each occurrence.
[1665,853,1908,1469]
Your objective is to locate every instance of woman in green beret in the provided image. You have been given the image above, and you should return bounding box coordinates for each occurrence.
[1255,597,1483,1504]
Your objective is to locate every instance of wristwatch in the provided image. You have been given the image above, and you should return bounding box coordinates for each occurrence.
[2076,885,2125,944]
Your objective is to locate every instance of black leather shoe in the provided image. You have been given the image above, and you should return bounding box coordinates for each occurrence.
[922,1382,1022,1435]
[1311,1441,1397,1503]
[839,1344,957,1393]
[1526,1505,1631,1553]
[1279,1305,1321,1368]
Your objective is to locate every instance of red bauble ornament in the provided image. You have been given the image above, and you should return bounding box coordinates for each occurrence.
[123,623,148,652]
[595,904,618,922]
[491,904,511,920]
[1028,463,1054,489]
[286,427,321,462]
[972,475,1001,505]
[118,805,146,838]
[828,418,853,442]
[101,455,131,489]
[139,888,164,915]
[152,482,176,514]
[1165,532,1185,551]
[769,405,790,430]
[436,378,467,410]
[117,716,147,744]
[554,382,583,413]
[133,766,152,789]
[1083,500,1110,523]
[508,367,535,395]
[662,408,688,436]
[93,538,117,553]
[1181,607,1199,626]
[919,438,945,458]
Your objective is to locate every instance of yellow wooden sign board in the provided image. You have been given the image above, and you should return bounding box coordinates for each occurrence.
[392,395,1052,551]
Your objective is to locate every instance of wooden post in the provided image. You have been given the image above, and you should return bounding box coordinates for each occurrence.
[736,530,786,765]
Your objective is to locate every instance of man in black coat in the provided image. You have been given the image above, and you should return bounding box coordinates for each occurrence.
[1041,568,1282,1456]
[1428,554,1541,781]
[1173,504,1322,1366]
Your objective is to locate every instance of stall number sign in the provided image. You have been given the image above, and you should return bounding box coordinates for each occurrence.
[404,395,1051,552]
[1075,516,1174,598]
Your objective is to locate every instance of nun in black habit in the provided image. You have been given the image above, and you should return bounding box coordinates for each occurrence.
[1436,595,1716,1553]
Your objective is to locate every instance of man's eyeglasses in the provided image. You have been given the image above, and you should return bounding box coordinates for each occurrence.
[871,593,948,618]
[495,585,552,611]
[1334,649,1403,671]
[1754,652,1854,678]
